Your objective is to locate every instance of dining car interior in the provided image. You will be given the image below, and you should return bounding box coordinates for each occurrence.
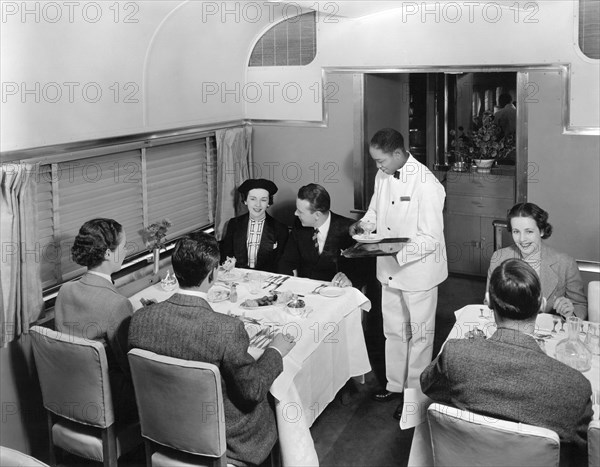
[2,1,600,466]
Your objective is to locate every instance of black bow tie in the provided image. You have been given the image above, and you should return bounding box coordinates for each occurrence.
[393,171,400,179]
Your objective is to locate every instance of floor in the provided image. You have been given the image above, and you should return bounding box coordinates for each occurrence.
[310,274,487,467]
[57,274,487,467]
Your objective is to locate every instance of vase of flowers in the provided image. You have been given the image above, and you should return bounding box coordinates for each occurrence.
[141,218,172,275]
[450,111,515,173]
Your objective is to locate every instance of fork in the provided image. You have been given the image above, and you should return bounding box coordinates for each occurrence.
[262,275,279,289]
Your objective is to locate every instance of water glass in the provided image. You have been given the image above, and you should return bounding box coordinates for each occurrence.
[248,272,263,294]
[584,322,600,355]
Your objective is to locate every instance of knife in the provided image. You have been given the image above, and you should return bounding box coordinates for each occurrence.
[271,276,290,291]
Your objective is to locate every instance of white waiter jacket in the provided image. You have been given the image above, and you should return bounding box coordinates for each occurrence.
[361,155,448,291]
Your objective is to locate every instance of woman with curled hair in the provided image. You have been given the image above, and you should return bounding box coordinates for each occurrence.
[54,218,137,422]
[487,202,587,319]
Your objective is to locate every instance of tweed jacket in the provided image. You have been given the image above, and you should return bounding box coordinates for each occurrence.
[421,327,593,453]
[220,212,289,273]
[278,212,359,283]
[128,293,283,466]
[54,272,136,421]
[487,244,587,319]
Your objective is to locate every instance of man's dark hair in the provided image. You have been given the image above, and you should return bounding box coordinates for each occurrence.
[297,183,330,214]
[489,259,541,320]
[370,128,406,154]
[71,218,123,268]
[498,93,513,107]
[171,232,220,288]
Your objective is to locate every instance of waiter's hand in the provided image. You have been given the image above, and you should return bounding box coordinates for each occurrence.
[349,221,363,236]
[554,297,574,318]
[332,272,352,288]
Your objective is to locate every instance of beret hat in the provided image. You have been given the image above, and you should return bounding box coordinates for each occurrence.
[238,178,278,196]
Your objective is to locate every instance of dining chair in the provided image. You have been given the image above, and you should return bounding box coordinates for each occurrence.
[29,325,141,467]
[0,446,50,466]
[589,420,600,467]
[127,348,228,467]
[427,403,560,467]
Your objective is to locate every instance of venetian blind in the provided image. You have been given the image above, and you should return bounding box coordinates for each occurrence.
[249,11,316,66]
[579,0,600,59]
[146,140,211,239]
[56,151,145,281]
[36,134,217,290]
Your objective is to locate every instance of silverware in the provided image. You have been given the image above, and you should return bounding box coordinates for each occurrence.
[311,283,328,294]
[271,276,289,291]
[262,275,278,289]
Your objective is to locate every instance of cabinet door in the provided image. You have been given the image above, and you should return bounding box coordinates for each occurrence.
[480,216,498,275]
[444,213,481,275]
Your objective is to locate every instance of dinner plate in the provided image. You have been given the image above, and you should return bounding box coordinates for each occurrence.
[353,234,384,244]
[219,270,242,281]
[207,287,230,303]
[319,286,345,298]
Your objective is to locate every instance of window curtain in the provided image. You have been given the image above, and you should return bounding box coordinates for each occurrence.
[1,163,44,346]
[214,126,252,240]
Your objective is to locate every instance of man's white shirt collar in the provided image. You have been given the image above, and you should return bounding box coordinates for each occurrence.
[177,288,208,299]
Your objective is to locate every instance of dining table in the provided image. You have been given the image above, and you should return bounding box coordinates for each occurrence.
[402,304,600,467]
[128,268,372,467]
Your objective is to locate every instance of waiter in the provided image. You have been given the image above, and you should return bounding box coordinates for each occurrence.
[350,128,448,420]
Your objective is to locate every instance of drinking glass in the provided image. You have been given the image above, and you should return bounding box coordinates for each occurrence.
[248,272,263,294]
[361,220,376,238]
[584,322,600,355]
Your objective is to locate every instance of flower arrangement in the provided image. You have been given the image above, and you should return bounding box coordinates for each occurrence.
[450,111,515,161]
[141,218,172,251]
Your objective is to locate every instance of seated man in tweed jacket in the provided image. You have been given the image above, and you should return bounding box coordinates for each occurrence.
[421,258,593,465]
[129,233,295,466]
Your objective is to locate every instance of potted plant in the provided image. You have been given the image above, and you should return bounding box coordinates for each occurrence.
[450,112,516,173]
[141,218,172,275]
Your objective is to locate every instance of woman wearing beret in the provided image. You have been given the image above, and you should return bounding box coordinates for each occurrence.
[221,178,289,273]
[486,202,587,319]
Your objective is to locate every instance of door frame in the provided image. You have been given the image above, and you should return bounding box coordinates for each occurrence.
[322,64,571,211]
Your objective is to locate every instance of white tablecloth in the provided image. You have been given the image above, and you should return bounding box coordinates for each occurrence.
[129,270,372,467]
[405,304,600,467]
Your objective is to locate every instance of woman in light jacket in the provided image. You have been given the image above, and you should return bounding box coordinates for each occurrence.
[486,203,587,319]
[54,218,137,422]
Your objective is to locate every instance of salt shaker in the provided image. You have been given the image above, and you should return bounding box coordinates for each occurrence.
[229,284,238,303]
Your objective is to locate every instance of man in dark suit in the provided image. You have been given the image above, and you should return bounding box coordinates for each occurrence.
[421,258,593,464]
[129,233,295,467]
[220,178,289,273]
[278,183,357,286]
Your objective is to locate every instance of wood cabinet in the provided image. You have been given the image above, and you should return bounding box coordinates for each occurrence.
[439,170,515,276]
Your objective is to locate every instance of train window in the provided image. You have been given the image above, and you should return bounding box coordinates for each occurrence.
[36,135,217,289]
[249,11,316,66]
[579,0,600,59]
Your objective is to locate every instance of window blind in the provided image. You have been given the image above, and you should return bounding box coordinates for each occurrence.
[249,11,316,66]
[36,134,216,289]
[146,140,211,240]
[57,150,144,281]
